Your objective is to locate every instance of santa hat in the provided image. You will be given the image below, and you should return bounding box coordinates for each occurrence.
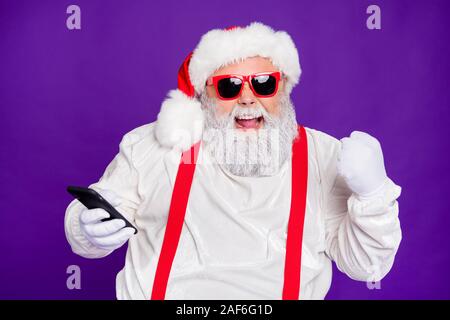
[155,22,301,151]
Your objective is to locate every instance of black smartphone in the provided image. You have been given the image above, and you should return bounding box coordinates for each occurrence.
[67,186,138,234]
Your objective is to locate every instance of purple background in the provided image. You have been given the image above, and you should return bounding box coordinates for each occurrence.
[1,0,449,299]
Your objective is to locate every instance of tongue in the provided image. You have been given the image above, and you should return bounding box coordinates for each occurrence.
[236,118,259,128]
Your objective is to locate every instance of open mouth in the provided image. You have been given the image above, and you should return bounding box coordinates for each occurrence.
[235,116,264,130]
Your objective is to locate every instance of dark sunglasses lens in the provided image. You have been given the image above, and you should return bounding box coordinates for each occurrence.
[251,75,277,96]
[217,77,242,98]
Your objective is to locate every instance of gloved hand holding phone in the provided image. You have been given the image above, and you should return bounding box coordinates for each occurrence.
[76,189,136,251]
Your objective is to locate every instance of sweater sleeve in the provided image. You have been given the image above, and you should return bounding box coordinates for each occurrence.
[312,129,402,282]
[64,129,141,259]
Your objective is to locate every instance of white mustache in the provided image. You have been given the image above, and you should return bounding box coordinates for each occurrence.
[232,106,264,119]
[226,105,274,127]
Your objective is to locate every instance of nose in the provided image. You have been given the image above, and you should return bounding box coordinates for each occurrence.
[237,82,256,107]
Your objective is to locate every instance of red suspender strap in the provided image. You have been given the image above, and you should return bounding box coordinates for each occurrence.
[151,125,308,300]
[151,141,201,300]
[282,125,308,299]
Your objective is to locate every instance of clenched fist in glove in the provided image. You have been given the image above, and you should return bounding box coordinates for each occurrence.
[79,189,135,251]
[337,131,388,199]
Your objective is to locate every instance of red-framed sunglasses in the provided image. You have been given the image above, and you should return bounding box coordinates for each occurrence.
[206,71,282,100]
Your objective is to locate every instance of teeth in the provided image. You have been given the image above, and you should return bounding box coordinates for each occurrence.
[236,115,261,120]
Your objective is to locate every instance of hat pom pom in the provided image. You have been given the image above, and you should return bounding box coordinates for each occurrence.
[155,89,204,151]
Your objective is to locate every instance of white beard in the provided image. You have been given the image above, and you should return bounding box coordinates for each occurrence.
[200,93,299,177]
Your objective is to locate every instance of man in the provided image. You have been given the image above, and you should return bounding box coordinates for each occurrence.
[65,22,402,300]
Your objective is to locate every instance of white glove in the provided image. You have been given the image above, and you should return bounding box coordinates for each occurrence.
[337,131,388,198]
[79,189,135,251]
